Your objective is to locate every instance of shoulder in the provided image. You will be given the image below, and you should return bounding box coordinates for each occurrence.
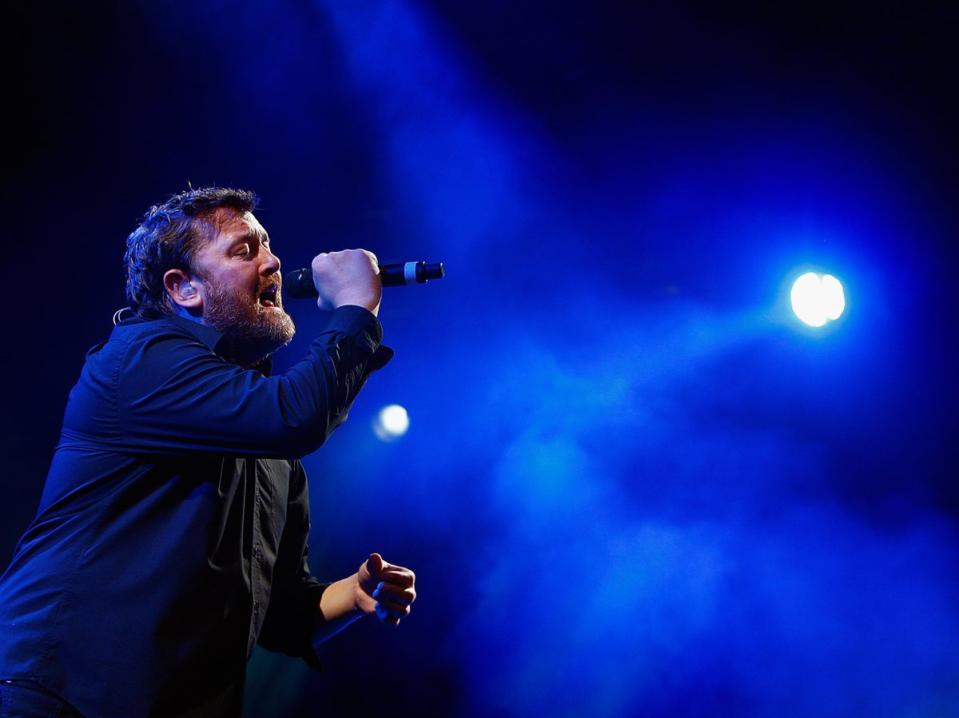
[98,315,223,366]
[112,314,221,349]
[63,318,206,437]
[74,317,232,403]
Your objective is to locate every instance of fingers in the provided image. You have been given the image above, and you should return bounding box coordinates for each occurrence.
[360,553,416,626]
[376,606,402,627]
[375,597,411,619]
[378,569,415,590]
[371,572,416,627]
[373,582,416,605]
[365,555,415,585]
[365,552,385,576]
[360,249,379,271]
[312,249,378,274]
[374,598,410,625]
[310,249,382,313]
[367,555,416,588]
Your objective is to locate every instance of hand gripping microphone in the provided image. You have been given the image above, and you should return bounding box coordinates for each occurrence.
[283,261,445,299]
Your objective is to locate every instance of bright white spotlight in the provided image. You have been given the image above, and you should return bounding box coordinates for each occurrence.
[373,404,409,441]
[790,272,846,327]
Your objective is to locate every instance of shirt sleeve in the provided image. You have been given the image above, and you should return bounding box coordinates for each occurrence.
[256,461,326,669]
[67,306,392,458]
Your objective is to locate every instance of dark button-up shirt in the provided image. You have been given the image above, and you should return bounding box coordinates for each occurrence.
[0,306,391,718]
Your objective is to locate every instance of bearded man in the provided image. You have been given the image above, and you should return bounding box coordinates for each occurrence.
[0,187,416,718]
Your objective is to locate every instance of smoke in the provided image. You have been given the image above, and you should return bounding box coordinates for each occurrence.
[298,2,959,715]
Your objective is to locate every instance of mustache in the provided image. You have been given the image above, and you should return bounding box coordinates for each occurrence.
[259,277,283,305]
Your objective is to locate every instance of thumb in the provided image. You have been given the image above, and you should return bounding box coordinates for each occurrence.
[365,552,385,576]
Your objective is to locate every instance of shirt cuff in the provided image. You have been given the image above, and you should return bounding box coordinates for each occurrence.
[325,305,394,372]
[325,305,384,343]
[295,581,330,672]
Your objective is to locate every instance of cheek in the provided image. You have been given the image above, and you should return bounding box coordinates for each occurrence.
[203,275,247,308]
[208,269,255,296]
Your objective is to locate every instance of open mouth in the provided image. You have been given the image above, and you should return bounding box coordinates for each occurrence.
[259,284,280,308]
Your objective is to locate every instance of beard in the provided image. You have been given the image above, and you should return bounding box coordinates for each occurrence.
[202,279,296,366]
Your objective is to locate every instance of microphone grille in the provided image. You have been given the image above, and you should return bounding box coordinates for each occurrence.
[283,268,318,299]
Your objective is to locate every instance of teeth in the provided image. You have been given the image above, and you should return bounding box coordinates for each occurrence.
[259,286,278,306]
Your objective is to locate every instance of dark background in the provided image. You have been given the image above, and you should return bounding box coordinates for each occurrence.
[4,2,958,716]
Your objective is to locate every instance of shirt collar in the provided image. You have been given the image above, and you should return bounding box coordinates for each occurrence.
[162,312,225,352]
[120,313,273,376]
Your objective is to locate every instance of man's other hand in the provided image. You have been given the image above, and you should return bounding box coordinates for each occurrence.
[355,552,416,627]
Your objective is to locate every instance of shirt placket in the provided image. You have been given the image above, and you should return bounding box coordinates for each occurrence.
[248,459,266,652]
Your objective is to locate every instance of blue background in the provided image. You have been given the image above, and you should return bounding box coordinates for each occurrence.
[4,2,958,715]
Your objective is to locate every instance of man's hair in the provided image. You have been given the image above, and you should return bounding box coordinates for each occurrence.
[124,186,259,318]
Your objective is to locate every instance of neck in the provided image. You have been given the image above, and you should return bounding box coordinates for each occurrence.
[173,306,205,325]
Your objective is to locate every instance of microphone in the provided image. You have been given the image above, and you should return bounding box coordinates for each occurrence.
[283,261,446,299]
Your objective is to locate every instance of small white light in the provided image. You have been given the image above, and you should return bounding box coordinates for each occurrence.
[373,404,409,441]
[790,272,845,327]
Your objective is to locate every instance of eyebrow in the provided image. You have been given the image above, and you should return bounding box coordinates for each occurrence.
[228,229,270,246]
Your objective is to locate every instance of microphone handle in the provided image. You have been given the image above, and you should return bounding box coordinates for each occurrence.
[284,261,445,299]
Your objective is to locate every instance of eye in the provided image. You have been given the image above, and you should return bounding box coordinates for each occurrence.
[234,243,252,257]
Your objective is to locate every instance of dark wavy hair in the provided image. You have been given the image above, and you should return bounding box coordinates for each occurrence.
[123,187,258,318]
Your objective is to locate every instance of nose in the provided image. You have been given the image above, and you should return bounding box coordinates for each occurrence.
[262,246,281,275]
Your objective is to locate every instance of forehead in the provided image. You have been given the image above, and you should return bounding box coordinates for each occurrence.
[204,208,268,244]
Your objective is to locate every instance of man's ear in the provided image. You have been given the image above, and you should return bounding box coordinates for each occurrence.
[163,268,203,311]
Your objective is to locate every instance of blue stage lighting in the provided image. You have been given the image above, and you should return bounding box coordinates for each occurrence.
[790,272,846,327]
[373,404,410,441]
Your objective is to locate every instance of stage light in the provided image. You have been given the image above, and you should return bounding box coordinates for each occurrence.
[790,272,845,327]
[373,404,410,441]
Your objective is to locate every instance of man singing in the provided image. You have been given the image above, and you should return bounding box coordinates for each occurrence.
[0,187,416,717]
